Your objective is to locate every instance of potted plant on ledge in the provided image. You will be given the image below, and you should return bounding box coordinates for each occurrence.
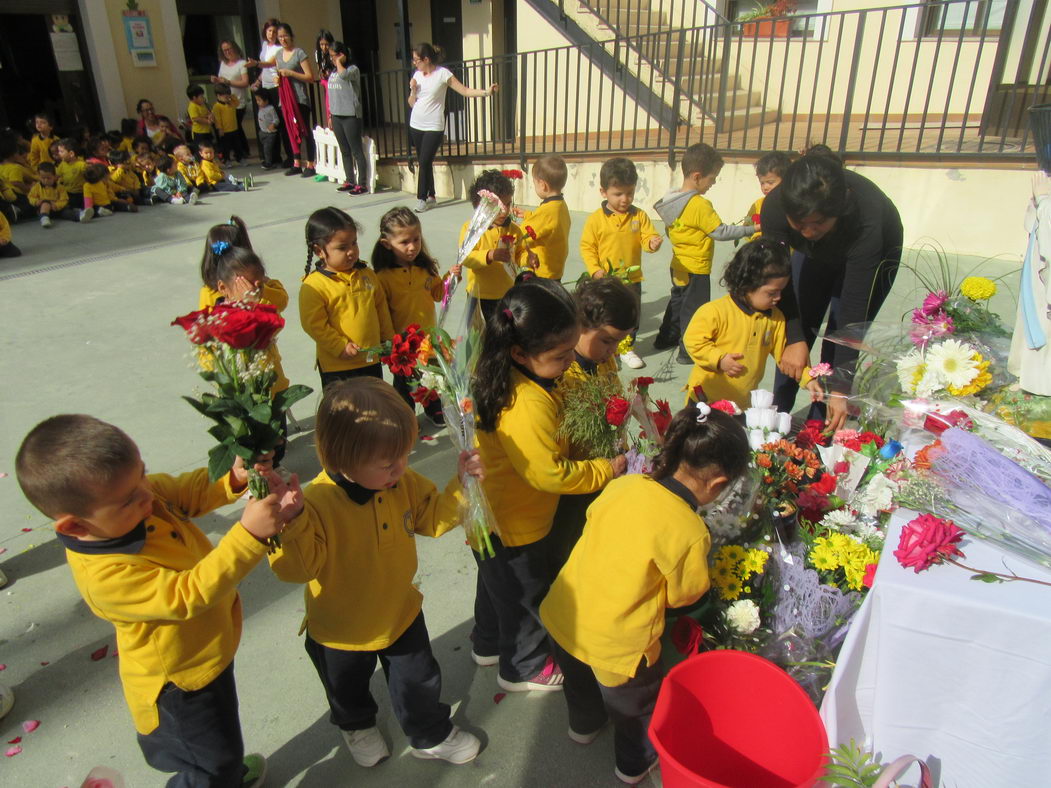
[739,0,796,38]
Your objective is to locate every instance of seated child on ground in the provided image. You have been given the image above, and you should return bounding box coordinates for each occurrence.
[198,141,243,192]
[108,149,148,205]
[84,162,136,215]
[151,154,198,205]
[28,162,68,228]
[173,144,209,192]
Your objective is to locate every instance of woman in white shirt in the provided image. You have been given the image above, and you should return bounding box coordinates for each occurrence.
[211,39,250,162]
[407,42,498,213]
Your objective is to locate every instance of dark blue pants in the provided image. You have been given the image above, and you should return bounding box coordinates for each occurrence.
[657,272,711,358]
[318,362,383,389]
[304,613,452,749]
[136,662,246,788]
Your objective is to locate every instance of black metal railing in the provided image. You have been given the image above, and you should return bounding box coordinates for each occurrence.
[325,0,1048,166]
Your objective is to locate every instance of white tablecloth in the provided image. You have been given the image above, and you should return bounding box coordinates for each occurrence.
[820,510,1051,787]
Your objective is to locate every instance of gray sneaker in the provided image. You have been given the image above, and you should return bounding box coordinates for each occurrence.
[414,199,429,213]
[40,215,53,229]
[411,726,480,764]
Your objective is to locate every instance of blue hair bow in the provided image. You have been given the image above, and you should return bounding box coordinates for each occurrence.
[211,240,231,255]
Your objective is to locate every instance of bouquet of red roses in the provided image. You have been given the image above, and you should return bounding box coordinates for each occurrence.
[172,301,312,547]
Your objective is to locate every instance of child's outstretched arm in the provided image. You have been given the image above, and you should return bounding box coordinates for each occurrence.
[413,450,486,538]
[708,223,755,242]
[637,210,663,252]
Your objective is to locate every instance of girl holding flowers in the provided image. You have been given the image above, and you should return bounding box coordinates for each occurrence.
[462,276,626,693]
[540,402,751,785]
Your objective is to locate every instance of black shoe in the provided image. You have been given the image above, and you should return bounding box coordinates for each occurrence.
[676,353,692,366]
[284,166,302,176]
[336,182,353,192]
[653,335,678,351]
[261,162,278,170]
[301,168,317,177]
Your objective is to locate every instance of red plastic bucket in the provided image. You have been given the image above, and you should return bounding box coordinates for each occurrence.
[649,651,827,787]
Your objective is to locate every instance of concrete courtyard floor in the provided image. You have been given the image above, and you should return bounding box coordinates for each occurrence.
[0,165,1023,787]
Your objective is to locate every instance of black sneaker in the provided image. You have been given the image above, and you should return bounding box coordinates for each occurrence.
[284,166,302,176]
[653,335,678,351]
[301,167,317,177]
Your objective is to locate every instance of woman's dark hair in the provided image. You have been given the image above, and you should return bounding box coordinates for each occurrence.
[213,246,266,293]
[780,153,848,222]
[721,238,791,301]
[412,42,444,64]
[473,278,579,432]
[304,206,361,276]
[217,38,243,62]
[469,169,513,208]
[650,407,750,483]
[276,23,294,40]
[260,18,280,40]
[201,216,253,289]
[372,206,438,276]
[135,98,153,114]
[315,29,335,74]
[573,276,639,331]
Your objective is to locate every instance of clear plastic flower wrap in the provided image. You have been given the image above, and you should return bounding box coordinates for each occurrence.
[438,189,504,325]
[698,469,762,548]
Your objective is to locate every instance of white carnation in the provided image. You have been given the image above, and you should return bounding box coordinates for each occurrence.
[725,599,760,635]
[851,475,898,517]
[419,370,439,390]
[819,509,858,531]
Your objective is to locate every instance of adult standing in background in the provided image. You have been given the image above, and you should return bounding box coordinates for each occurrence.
[212,40,250,163]
[273,23,317,177]
[315,30,336,127]
[248,19,292,168]
[407,42,498,213]
[328,42,369,195]
[761,150,903,431]
[135,99,182,149]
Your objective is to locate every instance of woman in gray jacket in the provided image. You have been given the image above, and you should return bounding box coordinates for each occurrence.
[328,42,369,195]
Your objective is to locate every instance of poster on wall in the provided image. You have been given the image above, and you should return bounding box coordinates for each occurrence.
[50,31,83,71]
[123,10,157,67]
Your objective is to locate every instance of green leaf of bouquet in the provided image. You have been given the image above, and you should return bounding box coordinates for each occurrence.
[970,572,1004,583]
[207,442,237,482]
[249,403,273,423]
[198,370,217,383]
[224,415,246,436]
[230,441,256,461]
[181,395,211,417]
[207,424,231,442]
[274,384,313,410]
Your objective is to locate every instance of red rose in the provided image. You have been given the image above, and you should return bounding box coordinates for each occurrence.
[923,409,974,436]
[833,460,850,475]
[751,213,761,227]
[171,308,212,344]
[862,563,878,588]
[858,431,885,448]
[710,400,741,415]
[893,514,965,573]
[810,472,838,495]
[605,395,631,427]
[209,303,284,349]
[500,169,524,179]
[671,616,704,656]
[652,399,673,437]
[411,386,440,406]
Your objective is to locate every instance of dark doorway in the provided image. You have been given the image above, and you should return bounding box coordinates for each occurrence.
[430,0,464,116]
[0,12,99,136]
[340,0,381,124]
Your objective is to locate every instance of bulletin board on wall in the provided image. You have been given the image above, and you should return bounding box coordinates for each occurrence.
[123,9,157,67]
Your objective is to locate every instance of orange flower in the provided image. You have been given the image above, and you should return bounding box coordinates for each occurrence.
[756,454,772,469]
[460,397,474,414]
[913,440,942,471]
[764,475,774,484]
[417,336,434,364]
[784,461,803,480]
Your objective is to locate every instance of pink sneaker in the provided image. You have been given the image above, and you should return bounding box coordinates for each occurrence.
[497,656,564,692]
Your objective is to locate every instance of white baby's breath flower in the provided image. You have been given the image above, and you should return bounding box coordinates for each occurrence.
[419,370,439,390]
[725,599,761,635]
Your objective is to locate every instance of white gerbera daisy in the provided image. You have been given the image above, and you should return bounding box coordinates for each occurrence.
[925,339,980,389]
[820,509,858,531]
[896,348,925,395]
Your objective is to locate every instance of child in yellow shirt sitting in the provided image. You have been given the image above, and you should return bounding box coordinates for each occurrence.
[516,155,571,280]
[55,138,90,222]
[107,149,148,205]
[28,113,58,168]
[197,141,243,192]
[83,163,136,217]
[0,207,20,258]
[15,414,296,786]
[173,144,209,193]
[683,238,822,410]
[0,133,36,217]
[268,378,485,767]
[541,403,751,785]
[743,151,793,240]
[28,162,68,228]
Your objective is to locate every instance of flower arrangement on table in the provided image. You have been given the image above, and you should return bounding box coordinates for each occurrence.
[689,543,776,652]
[172,301,313,550]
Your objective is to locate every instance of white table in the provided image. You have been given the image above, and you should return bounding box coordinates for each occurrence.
[820,510,1051,787]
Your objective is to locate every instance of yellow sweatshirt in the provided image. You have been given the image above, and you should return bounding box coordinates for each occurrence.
[454,368,614,547]
[667,193,722,281]
[0,212,11,244]
[521,195,571,280]
[0,176,15,203]
[188,100,213,135]
[580,203,660,282]
[109,165,141,193]
[0,161,37,195]
[29,134,57,167]
[28,182,68,211]
[376,264,444,331]
[299,263,394,372]
[461,219,531,300]
[199,281,290,393]
[59,469,267,734]
[540,474,711,682]
[269,468,460,650]
[200,159,226,186]
[683,294,788,409]
[57,158,86,194]
[177,159,206,187]
[83,179,114,208]
[212,99,239,135]
[118,136,135,153]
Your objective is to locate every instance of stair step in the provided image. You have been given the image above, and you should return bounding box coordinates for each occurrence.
[717,107,780,132]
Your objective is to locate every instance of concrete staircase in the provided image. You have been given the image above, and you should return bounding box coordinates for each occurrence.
[572,0,779,132]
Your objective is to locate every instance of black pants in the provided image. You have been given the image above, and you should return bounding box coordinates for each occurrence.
[472,532,554,682]
[259,132,279,167]
[627,281,643,343]
[331,114,368,187]
[547,491,600,577]
[304,613,452,749]
[409,127,443,200]
[467,297,500,327]
[292,102,316,163]
[191,131,214,148]
[657,272,711,358]
[0,241,22,258]
[772,248,900,414]
[136,662,246,788]
[552,641,662,778]
[319,363,383,389]
[393,372,443,418]
[261,87,293,165]
[217,132,238,164]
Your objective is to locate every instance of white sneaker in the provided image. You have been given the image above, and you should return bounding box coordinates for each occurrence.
[171,196,185,205]
[341,727,389,767]
[97,206,113,217]
[426,196,437,207]
[568,725,604,745]
[496,657,565,692]
[40,215,52,228]
[615,759,659,784]
[471,650,499,667]
[414,199,428,213]
[79,208,93,222]
[621,350,646,369]
[411,726,480,764]
[188,192,200,205]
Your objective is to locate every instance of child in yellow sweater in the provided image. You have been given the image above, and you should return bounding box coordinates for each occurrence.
[299,207,393,388]
[462,277,626,693]
[683,238,822,410]
[28,162,68,229]
[16,414,298,786]
[211,83,243,166]
[516,155,571,280]
[56,138,89,220]
[186,84,215,146]
[197,141,243,191]
[83,163,136,217]
[0,208,20,258]
[107,149,148,205]
[743,151,793,240]
[580,157,662,370]
[541,403,751,784]
[268,378,485,767]
[0,134,36,218]
[28,113,58,167]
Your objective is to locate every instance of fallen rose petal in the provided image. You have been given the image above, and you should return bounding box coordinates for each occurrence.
[0,547,6,555]
[21,528,32,532]
[493,693,506,704]
[5,745,21,757]
[7,737,20,744]
[0,664,6,670]
[22,721,39,733]
[0,472,7,478]
[39,661,49,666]
[90,645,109,661]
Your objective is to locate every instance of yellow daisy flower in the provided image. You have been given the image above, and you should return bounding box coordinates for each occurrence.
[719,578,743,601]
[722,545,746,564]
[810,541,839,571]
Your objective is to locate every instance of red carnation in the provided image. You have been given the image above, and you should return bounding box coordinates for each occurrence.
[710,400,741,416]
[411,386,440,406]
[810,472,838,495]
[500,234,516,246]
[858,431,885,448]
[863,563,878,588]
[605,395,631,427]
[751,213,761,228]
[634,376,655,390]
[209,303,284,349]
[524,225,538,241]
[923,409,974,436]
[501,169,524,179]
[797,488,830,524]
[671,616,704,656]
[794,426,821,450]
[652,399,673,437]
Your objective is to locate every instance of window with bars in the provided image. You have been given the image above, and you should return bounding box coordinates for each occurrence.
[922,0,1006,36]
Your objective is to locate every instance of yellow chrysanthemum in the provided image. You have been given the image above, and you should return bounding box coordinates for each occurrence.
[712,563,733,587]
[739,549,769,578]
[810,542,839,571]
[719,578,743,601]
[722,545,746,564]
[617,335,634,355]
[843,562,866,591]
[827,533,854,563]
[948,356,992,396]
[960,276,996,301]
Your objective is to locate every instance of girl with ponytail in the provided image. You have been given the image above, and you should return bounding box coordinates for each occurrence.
[540,402,750,784]
[465,276,626,694]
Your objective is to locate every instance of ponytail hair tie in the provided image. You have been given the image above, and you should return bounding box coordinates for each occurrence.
[227,218,238,226]
[211,240,231,255]
[695,402,711,424]
[502,308,514,322]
